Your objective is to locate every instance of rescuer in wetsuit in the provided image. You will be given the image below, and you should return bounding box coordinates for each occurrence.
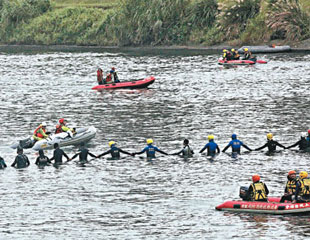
[222,49,232,61]
[294,171,310,203]
[0,156,7,169]
[222,134,252,154]
[199,135,220,157]
[255,133,286,153]
[11,148,30,169]
[286,132,309,151]
[35,149,51,166]
[70,142,97,163]
[171,139,194,157]
[280,170,300,203]
[246,175,269,202]
[49,143,70,164]
[231,49,240,60]
[97,141,133,160]
[134,139,168,159]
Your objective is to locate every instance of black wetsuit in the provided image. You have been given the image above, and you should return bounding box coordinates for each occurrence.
[11,154,30,168]
[98,146,132,160]
[171,145,194,157]
[0,157,7,169]
[287,137,309,150]
[71,147,97,162]
[255,140,286,153]
[50,148,69,164]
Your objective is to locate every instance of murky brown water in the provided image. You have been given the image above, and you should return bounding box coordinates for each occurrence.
[0,47,310,239]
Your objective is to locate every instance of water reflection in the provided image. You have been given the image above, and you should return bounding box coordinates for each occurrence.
[0,49,310,238]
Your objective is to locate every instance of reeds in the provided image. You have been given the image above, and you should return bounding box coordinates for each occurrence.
[266,0,310,41]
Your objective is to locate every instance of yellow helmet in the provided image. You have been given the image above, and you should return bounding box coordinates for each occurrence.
[109,141,116,147]
[299,171,308,179]
[208,135,214,140]
[267,133,273,140]
[244,48,248,51]
[147,138,153,144]
[223,49,227,53]
[231,48,235,52]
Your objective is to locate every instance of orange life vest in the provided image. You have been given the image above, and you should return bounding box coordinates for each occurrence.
[34,125,46,138]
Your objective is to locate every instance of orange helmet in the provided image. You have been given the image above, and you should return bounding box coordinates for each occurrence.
[288,170,296,176]
[252,175,260,182]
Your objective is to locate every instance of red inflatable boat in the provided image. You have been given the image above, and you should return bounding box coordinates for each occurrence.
[216,197,310,215]
[218,59,267,65]
[92,76,155,90]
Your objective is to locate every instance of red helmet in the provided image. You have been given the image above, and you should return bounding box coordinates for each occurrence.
[112,67,115,70]
[252,175,260,182]
[308,129,310,134]
[288,170,296,176]
[59,118,65,124]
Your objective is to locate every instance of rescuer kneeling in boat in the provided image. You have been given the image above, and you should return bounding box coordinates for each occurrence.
[246,175,269,202]
[231,49,240,60]
[110,67,120,83]
[294,171,310,203]
[222,49,232,61]
[280,170,300,203]
[134,139,168,159]
[97,68,103,85]
[199,135,220,157]
[242,48,256,61]
[33,122,49,141]
[55,118,75,136]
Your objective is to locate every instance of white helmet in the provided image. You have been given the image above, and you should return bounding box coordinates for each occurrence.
[41,122,47,127]
[301,132,307,138]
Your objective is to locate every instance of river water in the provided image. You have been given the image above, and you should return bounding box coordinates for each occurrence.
[0,46,310,239]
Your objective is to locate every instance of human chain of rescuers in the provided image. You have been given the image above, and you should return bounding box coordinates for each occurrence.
[1,129,310,204]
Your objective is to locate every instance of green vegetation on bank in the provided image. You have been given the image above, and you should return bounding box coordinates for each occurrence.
[53,0,118,8]
[0,0,309,46]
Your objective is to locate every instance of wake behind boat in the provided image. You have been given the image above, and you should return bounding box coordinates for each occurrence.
[92,76,155,91]
[11,126,96,151]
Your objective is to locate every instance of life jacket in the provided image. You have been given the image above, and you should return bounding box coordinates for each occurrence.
[300,178,310,195]
[251,182,267,201]
[106,73,112,83]
[55,124,63,134]
[97,69,103,82]
[34,125,46,138]
[286,178,298,194]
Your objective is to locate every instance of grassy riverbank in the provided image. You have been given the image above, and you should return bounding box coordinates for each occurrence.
[0,0,309,47]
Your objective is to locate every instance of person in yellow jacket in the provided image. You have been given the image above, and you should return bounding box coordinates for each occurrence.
[294,171,310,203]
[246,174,269,202]
[280,170,300,202]
[33,122,49,141]
[55,118,75,135]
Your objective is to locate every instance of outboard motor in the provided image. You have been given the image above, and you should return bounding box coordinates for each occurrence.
[19,137,35,149]
[239,186,249,201]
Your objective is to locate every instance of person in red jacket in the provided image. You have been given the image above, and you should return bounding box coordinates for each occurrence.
[97,68,103,85]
